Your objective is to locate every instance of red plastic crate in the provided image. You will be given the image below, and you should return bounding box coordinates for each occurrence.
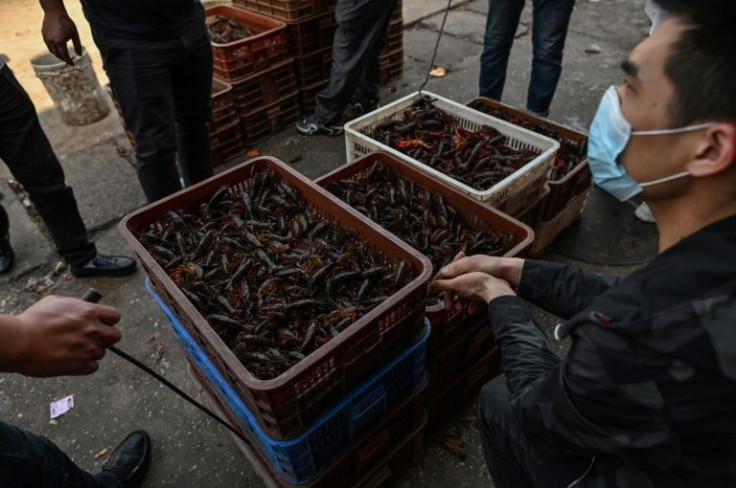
[315,151,533,359]
[119,157,432,440]
[229,58,298,115]
[287,10,336,58]
[466,97,591,220]
[378,48,403,85]
[207,5,290,81]
[234,0,337,21]
[239,91,301,144]
[513,185,551,231]
[210,119,247,167]
[191,360,426,488]
[381,19,403,57]
[211,78,237,128]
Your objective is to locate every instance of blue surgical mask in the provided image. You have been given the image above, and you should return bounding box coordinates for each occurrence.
[587,86,713,201]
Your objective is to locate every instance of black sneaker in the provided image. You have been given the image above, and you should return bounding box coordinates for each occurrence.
[70,254,137,278]
[101,430,151,488]
[295,115,343,136]
[0,234,14,274]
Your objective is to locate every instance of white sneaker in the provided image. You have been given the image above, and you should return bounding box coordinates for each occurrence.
[635,202,656,223]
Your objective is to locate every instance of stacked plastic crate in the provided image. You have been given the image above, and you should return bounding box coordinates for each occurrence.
[121,157,435,487]
[315,151,534,430]
[208,5,300,146]
[210,78,247,167]
[466,97,592,256]
[232,0,403,115]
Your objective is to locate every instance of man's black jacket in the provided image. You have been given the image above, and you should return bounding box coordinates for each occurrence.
[487,215,736,487]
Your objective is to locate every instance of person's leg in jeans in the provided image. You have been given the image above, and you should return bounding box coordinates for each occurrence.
[0,420,119,487]
[0,67,96,266]
[313,0,397,126]
[92,30,181,203]
[171,11,214,187]
[526,0,575,116]
[479,0,526,99]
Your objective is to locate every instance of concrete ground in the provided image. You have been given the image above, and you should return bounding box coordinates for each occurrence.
[0,0,656,486]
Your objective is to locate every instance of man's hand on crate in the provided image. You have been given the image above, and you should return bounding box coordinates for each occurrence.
[432,252,522,314]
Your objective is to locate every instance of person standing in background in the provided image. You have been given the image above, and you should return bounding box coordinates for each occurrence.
[0,59,136,277]
[295,0,398,136]
[39,0,214,203]
[479,0,575,118]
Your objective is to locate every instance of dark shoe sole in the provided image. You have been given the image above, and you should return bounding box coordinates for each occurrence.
[70,262,137,278]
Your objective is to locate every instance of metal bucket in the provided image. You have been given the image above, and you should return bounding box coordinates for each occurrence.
[30,48,110,126]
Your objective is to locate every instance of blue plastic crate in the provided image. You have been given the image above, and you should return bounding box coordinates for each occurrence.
[145,278,429,485]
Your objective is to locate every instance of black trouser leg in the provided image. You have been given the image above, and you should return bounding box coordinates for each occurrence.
[314,0,397,125]
[0,419,119,488]
[478,375,593,487]
[171,21,214,187]
[0,67,96,266]
[92,9,213,204]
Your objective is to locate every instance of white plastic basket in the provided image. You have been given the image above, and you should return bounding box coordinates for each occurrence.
[344,91,560,215]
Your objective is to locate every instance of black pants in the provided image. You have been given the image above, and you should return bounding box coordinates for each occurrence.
[314,0,397,125]
[91,6,214,203]
[0,419,119,487]
[0,66,96,266]
[478,375,594,488]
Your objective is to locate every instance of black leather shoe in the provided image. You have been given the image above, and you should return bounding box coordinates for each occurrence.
[0,235,14,274]
[102,430,151,488]
[70,254,137,278]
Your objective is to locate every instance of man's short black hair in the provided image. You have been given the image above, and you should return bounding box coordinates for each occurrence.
[654,0,736,127]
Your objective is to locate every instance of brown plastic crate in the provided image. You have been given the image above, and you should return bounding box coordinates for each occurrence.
[529,187,588,257]
[298,80,329,114]
[234,0,337,21]
[211,78,237,128]
[294,46,333,88]
[207,5,290,81]
[466,97,591,220]
[211,142,248,168]
[287,10,336,58]
[426,314,495,401]
[427,346,502,430]
[239,92,301,145]
[119,156,432,440]
[229,58,298,115]
[513,185,551,231]
[391,0,403,23]
[190,360,426,488]
[314,151,533,357]
[378,48,403,85]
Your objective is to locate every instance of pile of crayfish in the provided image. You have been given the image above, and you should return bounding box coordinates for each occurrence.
[139,170,414,380]
[467,99,587,181]
[324,162,516,304]
[207,15,255,44]
[365,96,541,191]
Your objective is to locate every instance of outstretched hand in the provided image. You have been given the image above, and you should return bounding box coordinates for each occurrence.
[41,9,82,65]
[4,295,121,377]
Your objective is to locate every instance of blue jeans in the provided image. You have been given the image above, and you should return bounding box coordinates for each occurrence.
[479,0,575,117]
[0,420,120,487]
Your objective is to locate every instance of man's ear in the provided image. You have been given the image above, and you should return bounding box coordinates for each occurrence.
[688,123,736,177]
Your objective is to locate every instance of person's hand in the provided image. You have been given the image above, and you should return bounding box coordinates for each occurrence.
[435,252,524,287]
[7,296,121,377]
[41,9,82,65]
[433,252,517,315]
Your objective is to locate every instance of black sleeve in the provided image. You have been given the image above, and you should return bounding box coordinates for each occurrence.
[517,260,624,320]
[487,297,669,455]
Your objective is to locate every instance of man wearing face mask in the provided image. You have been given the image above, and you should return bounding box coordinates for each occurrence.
[433,0,736,486]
